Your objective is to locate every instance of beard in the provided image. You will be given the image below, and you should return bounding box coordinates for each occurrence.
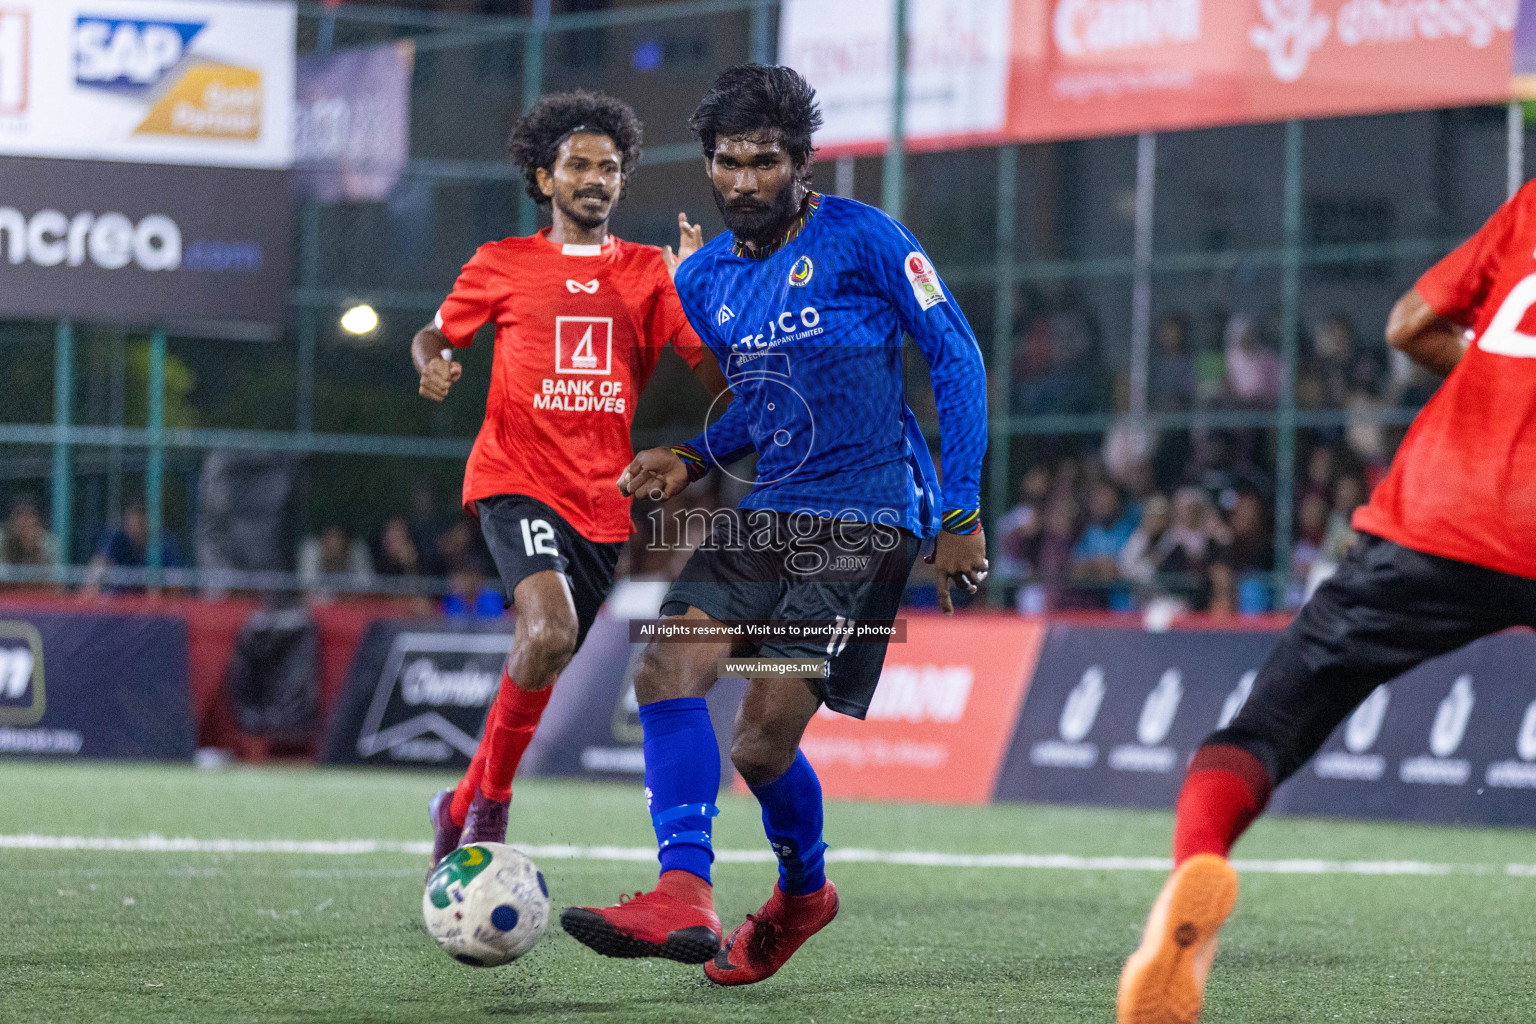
[556,187,612,231]
[713,183,801,247]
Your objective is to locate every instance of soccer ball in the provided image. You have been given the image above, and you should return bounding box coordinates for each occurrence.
[423,843,549,967]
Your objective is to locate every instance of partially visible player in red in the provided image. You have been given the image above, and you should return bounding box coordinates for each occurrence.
[412,91,726,870]
[1119,182,1536,1024]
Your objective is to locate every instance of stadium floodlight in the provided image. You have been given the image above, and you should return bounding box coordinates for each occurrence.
[340,304,379,335]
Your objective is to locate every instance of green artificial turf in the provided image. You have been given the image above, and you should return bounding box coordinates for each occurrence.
[1,762,1533,1023]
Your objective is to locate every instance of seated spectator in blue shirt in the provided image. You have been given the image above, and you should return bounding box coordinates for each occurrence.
[84,502,184,594]
[1072,481,1136,572]
[1071,481,1138,610]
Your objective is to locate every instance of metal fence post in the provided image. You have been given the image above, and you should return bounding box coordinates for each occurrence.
[1509,99,1525,199]
[1273,120,1304,609]
[988,145,1018,608]
[881,0,907,220]
[50,318,73,572]
[146,326,167,583]
[1129,133,1156,421]
[518,0,552,236]
[749,0,774,64]
[296,6,334,435]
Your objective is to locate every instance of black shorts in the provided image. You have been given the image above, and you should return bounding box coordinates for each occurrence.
[661,508,920,719]
[1212,533,1536,785]
[477,494,623,650]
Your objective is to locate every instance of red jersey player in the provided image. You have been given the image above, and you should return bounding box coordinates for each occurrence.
[411,91,725,869]
[1119,183,1536,1023]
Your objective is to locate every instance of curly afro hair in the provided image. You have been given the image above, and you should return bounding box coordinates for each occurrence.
[506,90,644,205]
[689,64,823,168]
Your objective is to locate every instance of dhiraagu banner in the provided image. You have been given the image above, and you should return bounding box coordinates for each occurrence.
[0,0,295,168]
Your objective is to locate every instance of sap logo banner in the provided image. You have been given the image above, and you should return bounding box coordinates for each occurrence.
[75,15,260,142]
[353,632,511,765]
[996,625,1277,809]
[74,17,203,94]
[0,207,179,270]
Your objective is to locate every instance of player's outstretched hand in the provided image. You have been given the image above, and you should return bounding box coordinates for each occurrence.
[618,447,691,501]
[419,352,463,402]
[927,529,989,616]
[662,212,704,278]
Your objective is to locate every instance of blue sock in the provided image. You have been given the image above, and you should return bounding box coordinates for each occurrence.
[748,750,827,896]
[639,697,720,883]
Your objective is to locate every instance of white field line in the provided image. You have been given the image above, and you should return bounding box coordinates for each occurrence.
[0,834,1531,877]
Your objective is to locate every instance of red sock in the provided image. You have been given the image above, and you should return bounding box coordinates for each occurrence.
[479,671,554,803]
[450,701,502,827]
[657,868,714,910]
[1172,744,1272,865]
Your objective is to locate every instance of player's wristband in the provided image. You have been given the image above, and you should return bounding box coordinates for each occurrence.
[941,508,982,535]
[671,442,710,483]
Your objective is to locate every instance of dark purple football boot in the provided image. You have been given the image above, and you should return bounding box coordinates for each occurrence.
[460,792,510,847]
[427,789,462,881]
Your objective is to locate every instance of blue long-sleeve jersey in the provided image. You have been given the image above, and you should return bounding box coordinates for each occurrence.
[672,194,987,539]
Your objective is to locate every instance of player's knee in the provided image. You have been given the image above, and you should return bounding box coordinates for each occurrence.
[634,644,674,703]
[730,728,795,788]
[518,614,578,678]
[634,641,706,704]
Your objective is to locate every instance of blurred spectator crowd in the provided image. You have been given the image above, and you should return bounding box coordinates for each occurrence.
[0,302,1435,619]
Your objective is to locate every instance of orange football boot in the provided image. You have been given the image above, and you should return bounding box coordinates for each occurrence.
[1117,854,1239,1024]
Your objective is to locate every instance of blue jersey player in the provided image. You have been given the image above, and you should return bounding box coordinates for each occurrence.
[561,65,990,983]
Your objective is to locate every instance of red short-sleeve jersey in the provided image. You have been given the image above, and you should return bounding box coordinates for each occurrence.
[435,230,705,542]
[1354,181,1536,578]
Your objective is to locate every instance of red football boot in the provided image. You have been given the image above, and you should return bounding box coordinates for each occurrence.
[704,881,839,986]
[561,871,722,964]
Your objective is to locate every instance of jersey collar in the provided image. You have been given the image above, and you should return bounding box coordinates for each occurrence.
[731,191,822,260]
[538,228,615,257]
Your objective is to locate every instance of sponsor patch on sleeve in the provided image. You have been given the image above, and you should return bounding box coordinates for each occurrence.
[903,251,946,310]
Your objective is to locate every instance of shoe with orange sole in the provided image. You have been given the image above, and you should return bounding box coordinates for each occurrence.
[1117,853,1239,1024]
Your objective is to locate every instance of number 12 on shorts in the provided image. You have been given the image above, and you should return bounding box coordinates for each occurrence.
[520,518,558,558]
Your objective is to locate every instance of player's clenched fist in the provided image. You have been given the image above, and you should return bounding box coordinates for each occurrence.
[419,353,463,402]
[617,447,690,501]
[927,528,989,615]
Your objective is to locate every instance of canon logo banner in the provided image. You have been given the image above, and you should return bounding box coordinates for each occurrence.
[0,155,289,335]
[0,207,180,270]
[1053,0,1202,56]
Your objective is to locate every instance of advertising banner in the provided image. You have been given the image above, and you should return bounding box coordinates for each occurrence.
[783,0,1518,153]
[993,624,1274,809]
[0,154,291,334]
[996,623,1536,828]
[295,40,415,203]
[1271,629,1536,828]
[792,615,1044,803]
[0,0,295,168]
[320,619,510,769]
[0,610,194,760]
[779,0,1013,152]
